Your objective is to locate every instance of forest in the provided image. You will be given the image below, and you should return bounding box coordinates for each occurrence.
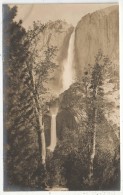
[3,5,120,191]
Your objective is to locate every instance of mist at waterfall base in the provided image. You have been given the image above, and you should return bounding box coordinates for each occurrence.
[47,30,75,152]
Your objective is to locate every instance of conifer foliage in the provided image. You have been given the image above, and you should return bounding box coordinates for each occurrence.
[3,5,57,190]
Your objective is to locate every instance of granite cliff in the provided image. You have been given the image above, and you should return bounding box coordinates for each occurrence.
[74,5,119,75]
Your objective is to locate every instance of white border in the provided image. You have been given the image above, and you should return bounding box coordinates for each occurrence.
[119,0,123,194]
[0,1,122,195]
[0,0,119,4]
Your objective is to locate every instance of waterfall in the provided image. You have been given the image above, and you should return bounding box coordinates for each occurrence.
[62,30,75,91]
[47,30,75,152]
[48,114,57,152]
[47,105,58,152]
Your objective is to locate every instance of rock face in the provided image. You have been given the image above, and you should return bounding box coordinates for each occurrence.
[74,5,119,76]
[74,5,119,129]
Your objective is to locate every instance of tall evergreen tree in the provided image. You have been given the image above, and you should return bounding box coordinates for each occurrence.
[3,5,57,190]
[3,5,41,190]
[88,59,104,181]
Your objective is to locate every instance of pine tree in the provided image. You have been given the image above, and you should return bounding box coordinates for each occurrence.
[3,5,58,190]
[87,51,105,182]
[3,5,39,189]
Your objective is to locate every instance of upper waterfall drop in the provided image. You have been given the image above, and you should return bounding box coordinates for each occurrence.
[47,29,75,153]
[62,29,75,91]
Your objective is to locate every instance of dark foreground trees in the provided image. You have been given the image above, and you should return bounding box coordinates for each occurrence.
[3,5,41,190]
[3,5,57,190]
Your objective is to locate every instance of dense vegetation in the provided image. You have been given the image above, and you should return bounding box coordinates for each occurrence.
[3,5,120,191]
[3,5,57,190]
[46,51,120,190]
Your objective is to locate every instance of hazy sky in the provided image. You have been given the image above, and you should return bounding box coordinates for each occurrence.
[11,3,116,29]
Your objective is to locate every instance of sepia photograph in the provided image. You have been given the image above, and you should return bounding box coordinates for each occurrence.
[2,2,120,191]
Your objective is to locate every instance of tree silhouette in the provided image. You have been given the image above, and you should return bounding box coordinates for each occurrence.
[3,5,58,190]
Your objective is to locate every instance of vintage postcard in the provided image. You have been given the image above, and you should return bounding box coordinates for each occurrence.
[2,2,120,192]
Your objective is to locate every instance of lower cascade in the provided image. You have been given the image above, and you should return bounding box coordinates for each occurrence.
[47,103,59,152]
[47,114,57,152]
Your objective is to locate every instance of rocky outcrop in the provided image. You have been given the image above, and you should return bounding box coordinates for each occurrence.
[74,5,119,76]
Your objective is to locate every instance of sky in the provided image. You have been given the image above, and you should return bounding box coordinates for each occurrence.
[10,3,116,29]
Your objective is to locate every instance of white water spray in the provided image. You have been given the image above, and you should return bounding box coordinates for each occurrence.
[47,30,75,152]
[62,30,75,91]
[48,114,57,152]
[47,105,58,152]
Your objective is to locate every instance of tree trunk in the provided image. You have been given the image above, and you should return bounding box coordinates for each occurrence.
[39,113,46,165]
[88,108,97,180]
[32,92,46,165]
[33,99,46,166]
